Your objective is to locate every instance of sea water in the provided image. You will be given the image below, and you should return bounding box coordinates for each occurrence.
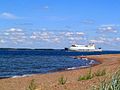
[0,49,120,78]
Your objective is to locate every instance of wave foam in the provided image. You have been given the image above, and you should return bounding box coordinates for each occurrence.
[67,66,90,70]
[11,74,32,78]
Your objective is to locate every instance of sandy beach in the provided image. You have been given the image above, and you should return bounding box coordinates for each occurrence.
[0,54,120,90]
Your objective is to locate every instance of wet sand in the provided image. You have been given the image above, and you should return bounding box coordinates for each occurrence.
[0,54,120,90]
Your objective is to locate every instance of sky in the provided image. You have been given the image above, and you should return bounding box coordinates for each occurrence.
[0,0,120,50]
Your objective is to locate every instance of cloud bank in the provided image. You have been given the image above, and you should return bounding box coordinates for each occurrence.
[0,25,119,49]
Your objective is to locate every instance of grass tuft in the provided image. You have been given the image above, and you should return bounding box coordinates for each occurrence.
[94,69,106,77]
[78,68,94,81]
[26,79,37,90]
[78,68,106,81]
[58,76,67,85]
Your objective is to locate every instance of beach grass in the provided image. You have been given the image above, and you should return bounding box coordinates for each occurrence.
[78,68,94,81]
[78,68,107,81]
[58,76,67,85]
[26,79,37,90]
[92,69,120,90]
[94,69,106,77]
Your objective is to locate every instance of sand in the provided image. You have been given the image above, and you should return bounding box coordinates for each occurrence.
[0,54,120,90]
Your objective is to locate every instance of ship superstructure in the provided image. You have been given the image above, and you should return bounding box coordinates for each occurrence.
[66,43,102,52]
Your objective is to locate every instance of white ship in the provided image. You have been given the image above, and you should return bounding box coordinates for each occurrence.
[65,43,102,52]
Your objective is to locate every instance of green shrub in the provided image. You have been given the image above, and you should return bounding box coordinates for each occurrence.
[26,79,37,90]
[58,76,67,85]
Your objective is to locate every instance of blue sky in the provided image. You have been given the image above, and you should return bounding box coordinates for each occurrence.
[0,0,120,50]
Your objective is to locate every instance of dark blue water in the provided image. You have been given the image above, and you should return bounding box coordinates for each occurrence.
[0,50,120,78]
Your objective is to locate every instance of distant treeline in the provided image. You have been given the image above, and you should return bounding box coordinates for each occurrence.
[0,48,55,50]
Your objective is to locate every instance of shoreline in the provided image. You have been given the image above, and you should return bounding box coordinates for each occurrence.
[0,56,100,79]
[0,54,120,90]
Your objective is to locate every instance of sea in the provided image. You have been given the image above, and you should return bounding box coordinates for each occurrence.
[0,49,120,78]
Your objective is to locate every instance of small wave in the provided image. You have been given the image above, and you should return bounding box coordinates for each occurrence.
[67,67,78,70]
[89,60,97,65]
[81,58,88,60]
[67,65,90,70]
[11,74,32,78]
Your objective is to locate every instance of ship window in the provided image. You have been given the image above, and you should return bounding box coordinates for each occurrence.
[72,45,76,47]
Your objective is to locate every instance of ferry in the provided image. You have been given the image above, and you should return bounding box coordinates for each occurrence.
[65,43,102,52]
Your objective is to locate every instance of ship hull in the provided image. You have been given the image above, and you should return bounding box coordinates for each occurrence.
[65,48,102,52]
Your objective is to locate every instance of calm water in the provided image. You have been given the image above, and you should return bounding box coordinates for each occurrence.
[0,50,120,78]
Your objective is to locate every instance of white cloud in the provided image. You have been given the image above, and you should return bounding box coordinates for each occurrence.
[0,39,6,43]
[5,28,25,36]
[0,12,23,19]
[115,37,120,41]
[98,37,107,41]
[4,32,10,35]
[30,35,37,39]
[30,31,85,44]
[41,28,47,31]
[43,6,49,9]
[90,40,105,43]
[51,38,60,43]
[30,31,52,41]
[76,32,85,35]
[4,28,27,44]
[68,37,74,40]
[0,12,25,20]
[98,25,118,33]
[80,19,95,24]
[68,37,83,41]
[7,28,23,32]
[101,24,120,27]
[65,32,74,37]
